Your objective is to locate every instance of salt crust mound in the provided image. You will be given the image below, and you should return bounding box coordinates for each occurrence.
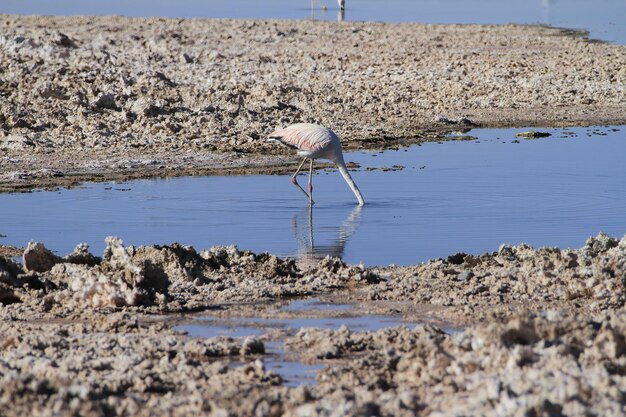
[0,233,623,319]
[1,15,625,191]
[1,234,626,416]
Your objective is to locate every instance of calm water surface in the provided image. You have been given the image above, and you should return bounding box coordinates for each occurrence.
[1,0,626,44]
[180,297,418,386]
[1,126,624,266]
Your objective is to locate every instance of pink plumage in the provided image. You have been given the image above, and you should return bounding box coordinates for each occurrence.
[268,123,364,206]
[269,123,339,160]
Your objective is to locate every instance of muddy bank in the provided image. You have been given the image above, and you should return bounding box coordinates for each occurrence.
[1,233,626,416]
[1,15,625,191]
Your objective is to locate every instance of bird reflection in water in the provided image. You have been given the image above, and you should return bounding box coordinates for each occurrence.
[307,0,346,22]
[337,0,345,21]
[292,205,363,269]
[337,8,345,22]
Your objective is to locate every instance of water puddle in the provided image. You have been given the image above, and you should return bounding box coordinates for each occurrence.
[2,126,624,266]
[182,297,412,338]
[226,341,324,387]
[279,298,353,312]
[182,322,265,339]
[264,351,324,387]
[187,315,411,338]
[178,297,421,386]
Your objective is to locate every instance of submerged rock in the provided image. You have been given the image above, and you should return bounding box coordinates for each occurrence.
[516,130,552,139]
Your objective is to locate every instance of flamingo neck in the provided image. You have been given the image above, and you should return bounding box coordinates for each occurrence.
[337,161,365,206]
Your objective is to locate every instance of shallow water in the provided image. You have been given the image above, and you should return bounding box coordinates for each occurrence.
[179,297,417,386]
[181,297,460,385]
[280,298,353,312]
[2,0,625,44]
[1,126,625,266]
[217,347,324,388]
[182,298,410,338]
[263,345,325,388]
[187,315,412,338]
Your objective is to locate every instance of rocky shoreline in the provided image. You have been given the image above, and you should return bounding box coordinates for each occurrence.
[1,233,626,416]
[1,15,625,192]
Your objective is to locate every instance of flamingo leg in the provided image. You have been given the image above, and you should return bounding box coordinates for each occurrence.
[291,157,311,201]
[308,203,314,249]
[308,159,315,206]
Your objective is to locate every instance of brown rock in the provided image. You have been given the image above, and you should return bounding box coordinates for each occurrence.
[22,241,61,272]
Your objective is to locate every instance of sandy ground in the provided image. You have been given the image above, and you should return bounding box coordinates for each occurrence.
[2,14,626,416]
[1,15,625,191]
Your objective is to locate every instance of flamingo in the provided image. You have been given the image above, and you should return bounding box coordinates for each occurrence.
[268,123,365,206]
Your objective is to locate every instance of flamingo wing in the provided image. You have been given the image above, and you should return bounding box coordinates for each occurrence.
[269,123,333,153]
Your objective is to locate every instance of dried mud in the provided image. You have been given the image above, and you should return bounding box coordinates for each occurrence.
[1,233,626,416]
[1,15,626,192]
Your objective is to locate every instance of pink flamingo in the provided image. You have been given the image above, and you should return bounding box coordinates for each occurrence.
[269,123,365,206]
